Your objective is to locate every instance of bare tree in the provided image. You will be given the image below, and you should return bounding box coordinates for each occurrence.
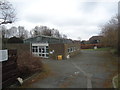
[62,34,67,39]
[30,26,41,37]
[0,25,29,39]
[9,26,17,37]
[52,29,61,38]
[30,26,67,39]
[100,15,118,48]
[0,0,16,25]
[18,26,28,39]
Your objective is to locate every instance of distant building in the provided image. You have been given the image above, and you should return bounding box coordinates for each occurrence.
[89,36,103,44]
[80,36,103,49]
[24,35,80,59]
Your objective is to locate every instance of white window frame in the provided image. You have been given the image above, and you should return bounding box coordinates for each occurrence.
[32,43,49,58]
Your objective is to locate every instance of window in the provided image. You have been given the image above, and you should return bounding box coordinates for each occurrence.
[46,49,49,53]
[70,47,73,52]
[74,47,76,51]
[32,44,49,58]
[42,54,45,57]
[68,48,70,53]
[32,46,38,52]
[39,54,42,56]
[39,48,41,52]
[42,48,45,53]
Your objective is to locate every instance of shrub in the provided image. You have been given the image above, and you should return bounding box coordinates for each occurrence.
[17,51,43,78]
[7,37,23,43]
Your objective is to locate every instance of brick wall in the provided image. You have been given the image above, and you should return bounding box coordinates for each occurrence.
[49,43,65,59]
[64,43,80,58]
[49,42,80,60]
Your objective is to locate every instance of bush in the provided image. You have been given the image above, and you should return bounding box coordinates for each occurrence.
[7,37,23,43]
[17,51,43,78]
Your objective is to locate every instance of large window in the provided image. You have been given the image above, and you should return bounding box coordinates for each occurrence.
[32,44,49,58]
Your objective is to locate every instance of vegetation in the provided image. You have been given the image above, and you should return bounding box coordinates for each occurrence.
[19,64,51,88]
[99,15,119,55]
[0,25,68,41]
[17,51,43,79]
[30,26,67,39]
[0,0,16,25]
[7,37,23,43]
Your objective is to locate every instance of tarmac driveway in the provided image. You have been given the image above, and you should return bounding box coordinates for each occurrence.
[23,50,118,88]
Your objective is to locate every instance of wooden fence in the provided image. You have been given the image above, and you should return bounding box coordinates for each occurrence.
[0,50,20,88]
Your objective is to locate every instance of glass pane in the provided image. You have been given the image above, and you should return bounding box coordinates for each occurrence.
[35,49,38,52]
[32,49,35,52]
[39,54,42,56]
[46,49,49,53]
[42,48,45,53]
[39,48,41,52]
[42,54,45,57]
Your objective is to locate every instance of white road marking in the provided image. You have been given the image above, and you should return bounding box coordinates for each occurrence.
[72,63,92,88]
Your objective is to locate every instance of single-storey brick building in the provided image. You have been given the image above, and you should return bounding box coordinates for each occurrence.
[24,35,80,59]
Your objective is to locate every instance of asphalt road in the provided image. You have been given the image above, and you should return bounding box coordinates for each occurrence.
[23,50,118,88]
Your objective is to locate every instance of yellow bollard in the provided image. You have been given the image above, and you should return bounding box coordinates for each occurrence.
[57,55,62,60]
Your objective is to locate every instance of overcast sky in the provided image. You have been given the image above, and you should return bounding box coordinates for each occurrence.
[7,0,118,40]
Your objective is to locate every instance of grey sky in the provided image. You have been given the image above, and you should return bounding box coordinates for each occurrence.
[6,0,118,40]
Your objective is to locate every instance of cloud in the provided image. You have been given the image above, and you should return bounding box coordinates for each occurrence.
[8,0,118,40]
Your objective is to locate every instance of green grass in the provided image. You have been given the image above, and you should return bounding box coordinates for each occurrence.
[95,47,112,51]
[82,48,118,55]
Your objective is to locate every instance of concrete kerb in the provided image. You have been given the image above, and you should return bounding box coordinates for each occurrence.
[112,74,118,88]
